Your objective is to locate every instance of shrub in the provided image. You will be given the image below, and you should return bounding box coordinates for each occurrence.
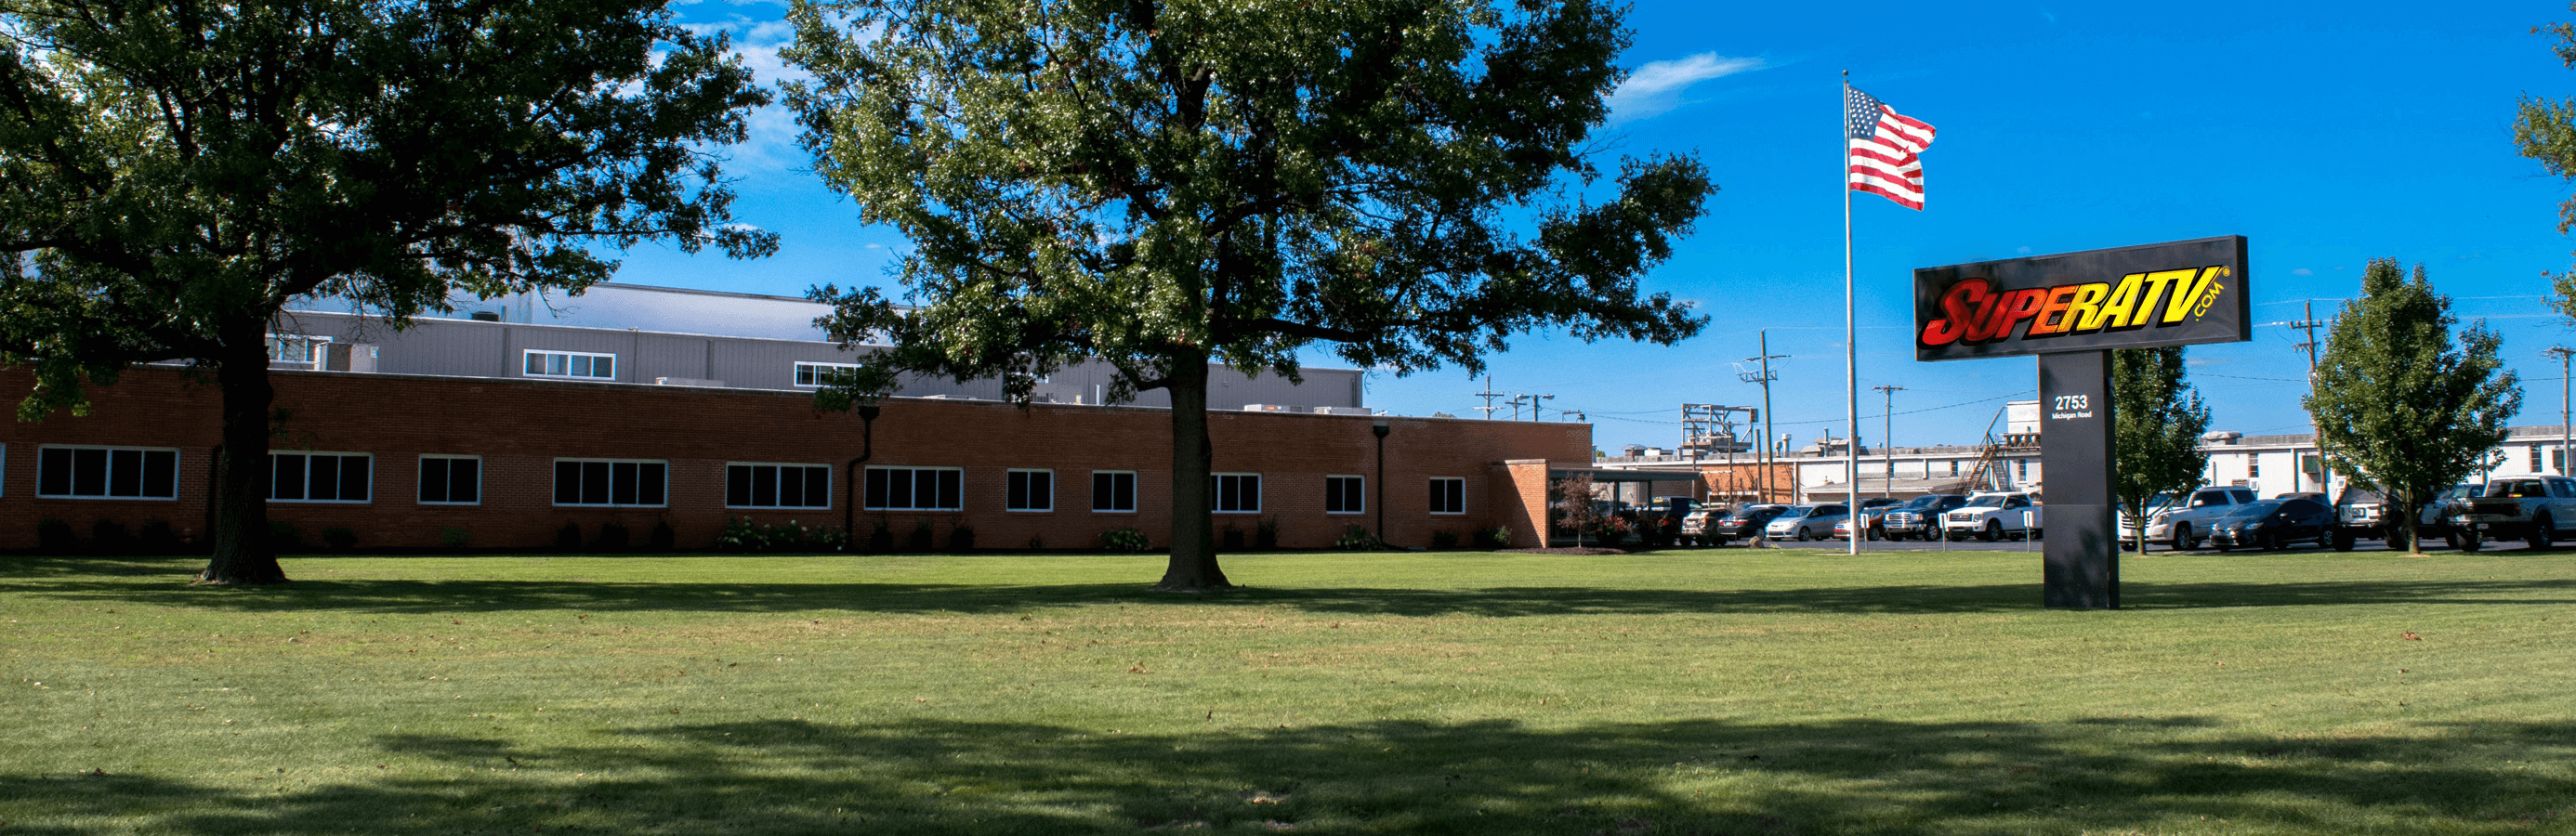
[1593,516,1633,547]
[35,518,77,553]
[91,519,135,555]
[322,527,358,551]
[1430,530,1460,549]
[594,522,631,551]
[1334,525,1381,551]
[1220,525,1245,550]
[269,521,304,553]
[1255,517,1281,550]
[1027,534,1046,551]
[555,522,584,551]
[808,525,849,552]
[439,527,472,549]
[949,524,977,553]
[649,520,677,551]
[1474,526,1512,548]
[138,519,182,554]
[867,521,895,553]
[907,521,937,552]
[1102,527,1150,553]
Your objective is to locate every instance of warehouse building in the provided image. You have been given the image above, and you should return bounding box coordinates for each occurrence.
[0,285,1584,551]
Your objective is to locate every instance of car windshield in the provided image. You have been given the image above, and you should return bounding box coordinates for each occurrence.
[1965,494,2008,506]
[1814,505,1847,516]
[2224,500,2284,518]
[1775,505,1814,519]
[2190,492,2231,507]
[1894,495,1942,510]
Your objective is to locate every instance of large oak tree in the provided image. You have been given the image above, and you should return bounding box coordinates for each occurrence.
[0,0,774,583]
[786,0,1714,590]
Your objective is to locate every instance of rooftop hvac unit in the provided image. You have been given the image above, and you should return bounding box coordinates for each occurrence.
[1317,407,1374,416]
[1242,404,1306,412]
[653,377,726,388]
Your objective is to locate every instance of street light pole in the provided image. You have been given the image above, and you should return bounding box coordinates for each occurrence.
[2549,346,2575,476]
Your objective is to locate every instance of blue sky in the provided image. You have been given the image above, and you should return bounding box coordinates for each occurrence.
[628,0,2576,450]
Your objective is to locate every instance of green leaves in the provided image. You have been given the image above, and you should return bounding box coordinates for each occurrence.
[2111,346,2211,543]
[2304,259,2520,552]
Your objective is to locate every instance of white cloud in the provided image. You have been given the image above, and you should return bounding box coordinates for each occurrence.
[681,17,810,174]
[1608,53,1766,124]
[2291,268,2313,276]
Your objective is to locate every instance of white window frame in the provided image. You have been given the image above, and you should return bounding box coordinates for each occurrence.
[1006,469,1054,512]
[1324,475,1365,515]
[1428,477,1466,515]
[725,462,834,510]
[523,349,618,381]
[1092,470,1137,513]
[269,451,373,503]
[418,455,482,505]
[864,465,965,511]
[35,445,180,501]
[552,458,668,507]
[1212,472,1262,514]
[268,333,333,371]
[793,361,863,387]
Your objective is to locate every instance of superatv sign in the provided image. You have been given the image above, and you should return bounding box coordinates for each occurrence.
[1913,236,2250,361]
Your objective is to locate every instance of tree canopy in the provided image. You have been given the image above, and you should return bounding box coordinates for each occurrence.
[2304,259,2519,555]
[785,0,1715,589]
[0,0,774,582]
[2109,346,2211,552]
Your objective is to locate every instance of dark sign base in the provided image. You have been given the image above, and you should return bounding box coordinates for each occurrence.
[2039,351,2119,610]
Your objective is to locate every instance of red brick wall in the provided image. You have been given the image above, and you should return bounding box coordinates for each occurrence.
[0,369,1587,551]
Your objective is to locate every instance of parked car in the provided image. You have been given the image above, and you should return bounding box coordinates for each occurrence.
[1676,505,1724,546]
[1942,492,2042,542]
[2142,487,2259,550]
[1882,494,1971,541]
[2204,497,2338,551]
[2453,476,2576,550]
[1841,497,1906,540]
[2118,492,2184,550]
[1766,503,1849,542]
[1700,504,1789,545]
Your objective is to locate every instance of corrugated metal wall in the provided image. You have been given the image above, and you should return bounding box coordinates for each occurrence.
[273,311,1359,410]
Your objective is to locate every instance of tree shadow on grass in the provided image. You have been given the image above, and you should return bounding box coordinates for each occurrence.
[9,555,2575,617]
[8,715,2573,834]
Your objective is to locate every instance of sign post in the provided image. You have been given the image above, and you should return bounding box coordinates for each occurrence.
[1913,236,2251,609]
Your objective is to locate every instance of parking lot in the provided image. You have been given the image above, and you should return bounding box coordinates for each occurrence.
[1755,536,2491,554]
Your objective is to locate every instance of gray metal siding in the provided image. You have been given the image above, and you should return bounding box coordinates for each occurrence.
[269,310,1360,409]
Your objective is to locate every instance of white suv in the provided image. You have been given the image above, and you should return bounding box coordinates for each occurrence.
[1942,492,2043,542]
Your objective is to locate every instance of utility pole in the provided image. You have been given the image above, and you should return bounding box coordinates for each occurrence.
[2288,300,2328,494]
[1473,378,1504,420]
[2549,346,2575,476]
[1529,394,1554,422]
[1504,394,1526,421]
[1872,385,1905,500]
[1741,331,1788,503]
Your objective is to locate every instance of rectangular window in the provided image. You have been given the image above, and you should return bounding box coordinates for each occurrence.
[419,456,481,504]
[552,459,667,506]
[1948,460,1960,477]
[269,452,371,503]
[1212,473,1262,514]
[1092,470,1137,513]
[522,350,616,380]
[864,466,964,511]
[1006,470,1054,511]
[2017,459,2029,479]
[2250,459,2261,478]
[1324,476,1365,514]
[2557,449,2568,475]
[1429,477,1466,515]
[2535,446,2548,472]
[793,361,862,387]
[726,463,832,509]
[36,446,178,500]
[268,334,331,370]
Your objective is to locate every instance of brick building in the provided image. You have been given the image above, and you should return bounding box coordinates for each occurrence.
[0,367,1585,552]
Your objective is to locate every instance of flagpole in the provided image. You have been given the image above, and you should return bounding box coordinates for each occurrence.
[1843,71,1860,556]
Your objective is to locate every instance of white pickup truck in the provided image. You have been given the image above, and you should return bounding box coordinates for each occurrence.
[1942,492,2043,542]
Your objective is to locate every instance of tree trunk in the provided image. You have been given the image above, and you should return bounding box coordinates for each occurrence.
[198,327,285,585]
[1156,354,1231,591]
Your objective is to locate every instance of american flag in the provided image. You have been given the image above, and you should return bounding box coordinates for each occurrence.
[1846,85,1936,210]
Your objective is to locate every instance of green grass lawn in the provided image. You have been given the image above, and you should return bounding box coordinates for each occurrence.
[4,548,2573,835]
